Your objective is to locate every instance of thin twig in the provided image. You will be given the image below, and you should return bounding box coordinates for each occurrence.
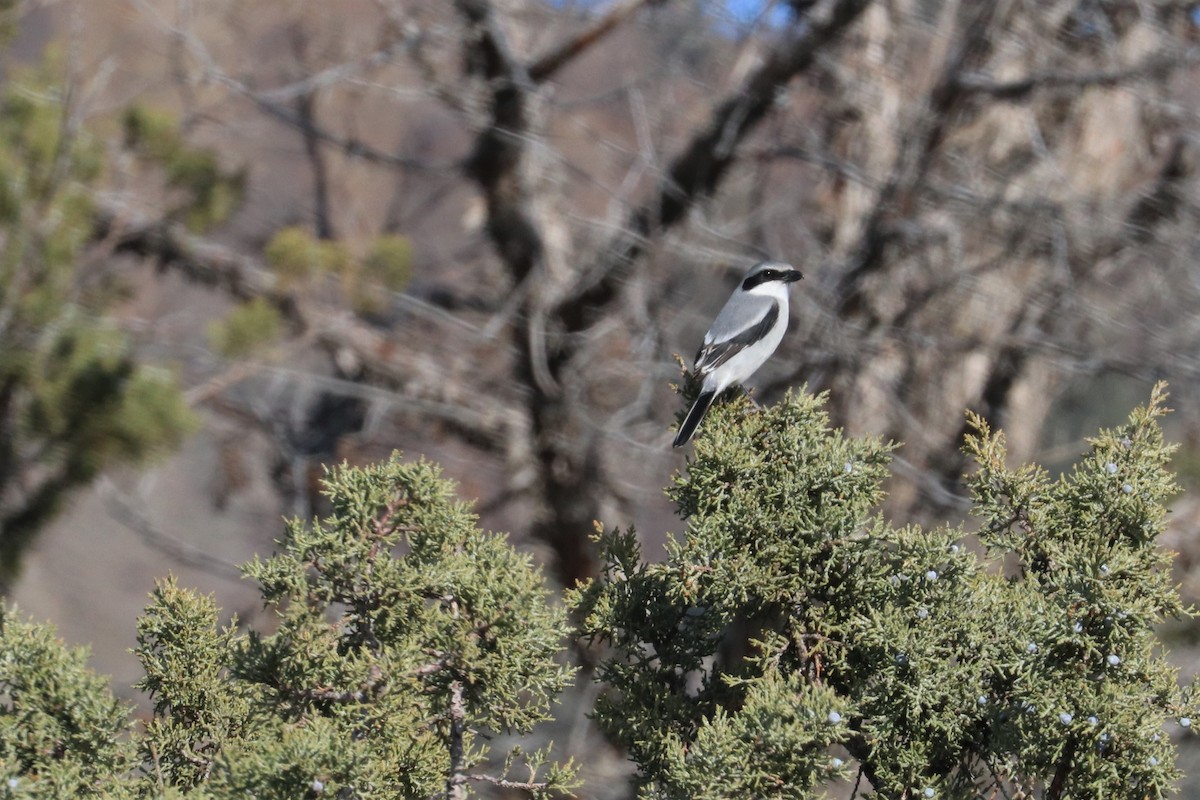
[468,772,554,791]
[148,740,165,793]
[850,763,864,799]
[98,478,244,584]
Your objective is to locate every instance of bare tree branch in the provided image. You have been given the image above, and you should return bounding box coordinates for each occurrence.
[528,0,666,83]
[97,478,244,583]
[288,22,336,239]
[564,0,873,319]
[128,0,454,172]
[952,48,1200,101]
[246,92,452,172]
[467,772,555,792]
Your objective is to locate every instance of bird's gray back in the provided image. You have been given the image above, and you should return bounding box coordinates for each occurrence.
[704,289,780,344]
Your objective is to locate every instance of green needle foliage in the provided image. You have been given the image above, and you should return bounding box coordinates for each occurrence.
[135,455,577,798]
[573,384,1195,799]
[207,297,283,358]
[0,608,133,796]
[0,456,576,798]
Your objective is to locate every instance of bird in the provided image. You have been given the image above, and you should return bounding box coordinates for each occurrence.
[673,260,803,448]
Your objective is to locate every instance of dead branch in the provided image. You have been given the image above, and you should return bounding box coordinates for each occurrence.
[528,0,666,83]
[952,49,1200,101]
[97,477,244,583]
[245,92,449,172]
[468,772,556,792]
[93,201,289,308]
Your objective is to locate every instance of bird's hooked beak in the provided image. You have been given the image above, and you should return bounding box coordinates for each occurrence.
[784,269,804,283]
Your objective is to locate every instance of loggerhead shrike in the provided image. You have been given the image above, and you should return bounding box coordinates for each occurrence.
[673,260,803,448]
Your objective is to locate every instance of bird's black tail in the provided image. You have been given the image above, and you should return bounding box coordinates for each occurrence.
[673,390,716,448]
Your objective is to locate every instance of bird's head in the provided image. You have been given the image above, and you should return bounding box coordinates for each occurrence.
[740,261,803,293]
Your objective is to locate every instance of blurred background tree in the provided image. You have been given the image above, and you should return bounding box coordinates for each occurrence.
[0,0,1199,795]
[50,0,1200,586]
[0,38,203,589]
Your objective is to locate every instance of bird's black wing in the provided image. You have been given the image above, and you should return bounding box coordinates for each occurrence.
[693,301,779,374]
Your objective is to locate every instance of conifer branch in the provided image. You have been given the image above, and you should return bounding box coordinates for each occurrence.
[1045,736,1077,800]
[446,679,468,800]
[467,772,554,791]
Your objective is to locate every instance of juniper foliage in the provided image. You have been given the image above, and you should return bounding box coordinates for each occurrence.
[0,456,577,798]
[0,609,133,796]
[0,391,1193,799]
[572,384,1194,799]
[136,455,577,798]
